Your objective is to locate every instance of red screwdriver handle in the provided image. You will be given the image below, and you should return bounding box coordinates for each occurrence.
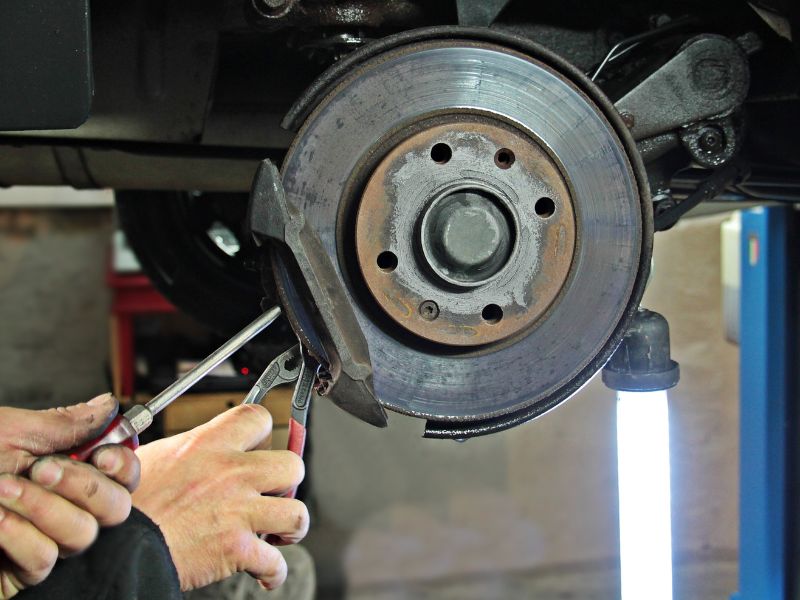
[68,415,140,462]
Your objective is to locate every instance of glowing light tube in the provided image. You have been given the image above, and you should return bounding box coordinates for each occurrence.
[616,389,673,600]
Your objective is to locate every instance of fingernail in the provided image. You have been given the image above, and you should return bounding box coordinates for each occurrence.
[31,460,64,488]
[88,393,113,407]
[0,477,22,500]
[95,449,122,475]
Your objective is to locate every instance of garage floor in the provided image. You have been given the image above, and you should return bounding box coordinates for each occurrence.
[347,558,735,600]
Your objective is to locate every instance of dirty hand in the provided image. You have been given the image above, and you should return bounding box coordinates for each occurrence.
[132,404,308,591]
[0,394,141,599]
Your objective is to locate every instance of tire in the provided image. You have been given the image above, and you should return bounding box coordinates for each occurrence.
[115,190,269,335]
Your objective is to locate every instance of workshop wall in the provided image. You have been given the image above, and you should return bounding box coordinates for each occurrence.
[0,208,113,409]
[643,213,740,570]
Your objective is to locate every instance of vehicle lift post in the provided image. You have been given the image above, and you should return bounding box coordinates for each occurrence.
[734,206,797,600]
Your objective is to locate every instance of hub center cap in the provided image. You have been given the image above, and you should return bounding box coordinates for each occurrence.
[420,187,515,287]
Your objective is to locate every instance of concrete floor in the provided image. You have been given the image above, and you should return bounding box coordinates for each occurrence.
[0,206,740,599]
[347,555,736,600]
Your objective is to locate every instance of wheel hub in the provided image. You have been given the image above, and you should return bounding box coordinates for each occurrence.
[355,118,575,346]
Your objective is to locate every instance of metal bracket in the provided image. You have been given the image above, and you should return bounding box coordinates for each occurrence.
[615,34,750,141]
[248,160,388,428]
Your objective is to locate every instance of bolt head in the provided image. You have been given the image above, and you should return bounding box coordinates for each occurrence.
[419,301,440,320]
[698,126,725,152]
[619,111,635,129]
[251,0,294,18]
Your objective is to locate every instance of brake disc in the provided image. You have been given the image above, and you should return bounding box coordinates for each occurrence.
[280,28,652,438]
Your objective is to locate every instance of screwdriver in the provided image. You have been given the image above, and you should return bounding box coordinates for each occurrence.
[68,306,283,461]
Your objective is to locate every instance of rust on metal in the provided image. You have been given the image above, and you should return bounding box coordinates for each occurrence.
[355,118,576,346]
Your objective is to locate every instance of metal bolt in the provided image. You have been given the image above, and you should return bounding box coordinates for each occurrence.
[619,111,635,129]
[651,14,672,27]
[653,191,675,219]
[251,0,296,18]
[698,126,725,153]
[419,300,440,321]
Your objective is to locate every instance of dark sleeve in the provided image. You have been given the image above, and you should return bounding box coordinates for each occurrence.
[18,507,181,600]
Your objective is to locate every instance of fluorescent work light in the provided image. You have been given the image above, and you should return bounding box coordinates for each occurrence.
[603,309,680,600]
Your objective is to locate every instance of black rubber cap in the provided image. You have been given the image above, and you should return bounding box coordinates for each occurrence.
[602,308,680,392]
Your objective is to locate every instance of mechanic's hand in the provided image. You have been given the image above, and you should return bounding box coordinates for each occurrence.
[0,394,141,599]
[132,404,307,591]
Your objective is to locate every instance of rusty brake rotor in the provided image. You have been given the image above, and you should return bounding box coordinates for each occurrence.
[278,27,652,438]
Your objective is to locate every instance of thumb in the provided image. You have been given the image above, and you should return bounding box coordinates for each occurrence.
[17,394,119,455]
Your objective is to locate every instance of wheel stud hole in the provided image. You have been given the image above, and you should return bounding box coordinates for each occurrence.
[535,197,556,218]
[482,304,503,324]
[430,143,452,164]
[377,251,398,272]
[494,148,515,169]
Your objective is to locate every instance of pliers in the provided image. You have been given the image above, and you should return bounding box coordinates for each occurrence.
[241,345,303,406]
[241,343,319,498]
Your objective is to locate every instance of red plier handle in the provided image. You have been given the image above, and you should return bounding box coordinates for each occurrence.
[287,419,307,459]
[284,348,318,498]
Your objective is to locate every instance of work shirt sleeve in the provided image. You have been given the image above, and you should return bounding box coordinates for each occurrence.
[17,507,181,600]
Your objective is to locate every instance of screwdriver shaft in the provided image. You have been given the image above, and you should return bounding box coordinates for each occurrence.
[144,306,282,418]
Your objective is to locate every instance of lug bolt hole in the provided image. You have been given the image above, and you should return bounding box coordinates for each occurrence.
[430,143,452,164]
[535,197,556,218]
[494,148,515,169]
[377,251,398,272]
[482,304,503,324]
[419,300,439,321]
